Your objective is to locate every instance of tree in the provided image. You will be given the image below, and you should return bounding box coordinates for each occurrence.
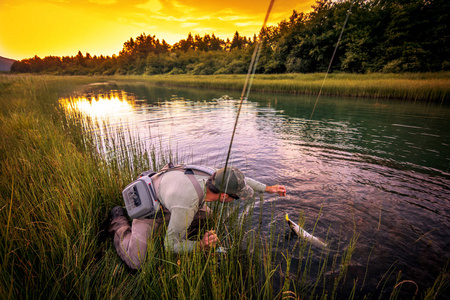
[120,33,169,58]
[173,33,195,52]
[230,31,242,50]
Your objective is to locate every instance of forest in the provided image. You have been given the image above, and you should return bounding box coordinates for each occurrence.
[11,0,450,75]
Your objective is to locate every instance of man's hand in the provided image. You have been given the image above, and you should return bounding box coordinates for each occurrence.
[265,184,287,197]
[200,230,219,251]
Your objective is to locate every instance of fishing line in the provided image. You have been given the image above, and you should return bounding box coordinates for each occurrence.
[309,0,353,120]
[215,0,276,233]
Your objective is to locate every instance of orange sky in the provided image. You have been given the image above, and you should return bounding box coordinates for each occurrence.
[0,0,315,61]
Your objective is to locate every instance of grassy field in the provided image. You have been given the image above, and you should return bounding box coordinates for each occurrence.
[115,72,450,102]
[0,74,448,299]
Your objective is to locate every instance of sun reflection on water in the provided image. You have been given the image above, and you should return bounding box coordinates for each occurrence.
[59,91,136,121]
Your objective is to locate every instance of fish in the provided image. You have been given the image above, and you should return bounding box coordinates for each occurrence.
[285,213,327,248]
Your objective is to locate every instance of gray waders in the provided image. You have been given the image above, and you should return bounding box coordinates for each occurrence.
[109,206,211,270]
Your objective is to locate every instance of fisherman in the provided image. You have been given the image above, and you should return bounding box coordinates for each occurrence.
[102,164,287,270]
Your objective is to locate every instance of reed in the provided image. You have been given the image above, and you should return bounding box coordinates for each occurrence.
[0,75,448,299]
[115,72,450,102]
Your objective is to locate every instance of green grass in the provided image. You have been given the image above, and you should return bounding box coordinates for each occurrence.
[114,72,450,102]
[0,74,448,299]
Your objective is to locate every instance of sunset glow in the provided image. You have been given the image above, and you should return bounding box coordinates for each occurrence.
[0,0,315,60]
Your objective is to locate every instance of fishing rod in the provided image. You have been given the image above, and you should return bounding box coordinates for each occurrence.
[215,0,276,233]
[215,0,353,248]
[309,0,354,120]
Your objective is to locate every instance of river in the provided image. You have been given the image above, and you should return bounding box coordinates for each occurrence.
[60,81,449,298]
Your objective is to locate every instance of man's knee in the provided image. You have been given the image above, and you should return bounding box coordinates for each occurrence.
[114,233,147,271]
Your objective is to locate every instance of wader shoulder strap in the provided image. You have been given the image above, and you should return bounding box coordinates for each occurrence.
[152,167,206,203]
[183,169,205,203]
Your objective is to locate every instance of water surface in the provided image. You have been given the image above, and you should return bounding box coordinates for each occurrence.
[60,82,450,298]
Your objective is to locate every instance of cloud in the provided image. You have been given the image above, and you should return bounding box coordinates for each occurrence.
[136,0,163,12]
[235,21,261,27]
[170,0,195,14]
[131,22,157,30]
[180,22,199,28]
[88,0,117,4]
[218,14,252,22]
[191,27,213,33]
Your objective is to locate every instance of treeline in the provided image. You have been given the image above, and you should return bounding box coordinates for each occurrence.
[11,0,449,75]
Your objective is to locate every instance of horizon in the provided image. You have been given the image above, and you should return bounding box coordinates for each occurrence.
[0,0,315,61]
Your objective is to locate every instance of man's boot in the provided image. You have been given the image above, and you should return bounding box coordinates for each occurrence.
[98,206,127,243]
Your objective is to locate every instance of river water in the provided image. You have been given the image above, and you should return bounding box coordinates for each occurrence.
[60,81,449,298]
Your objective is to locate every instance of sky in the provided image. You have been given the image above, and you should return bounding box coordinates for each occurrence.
[0,0,316,61]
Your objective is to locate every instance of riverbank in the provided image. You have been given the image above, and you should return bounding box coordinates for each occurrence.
[3,72,450,102]
[114,72,450,102]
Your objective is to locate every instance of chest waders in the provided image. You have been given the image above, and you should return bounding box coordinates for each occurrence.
[122,162,214,219]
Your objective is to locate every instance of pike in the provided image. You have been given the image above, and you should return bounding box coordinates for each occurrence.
[285,213,327,248]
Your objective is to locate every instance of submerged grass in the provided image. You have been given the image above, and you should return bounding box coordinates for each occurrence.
[0,74,448,299]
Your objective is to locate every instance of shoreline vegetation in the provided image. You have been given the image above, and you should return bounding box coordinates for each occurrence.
[115,72,450,102]
[1,75,448,299]
[2,72,449,102]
